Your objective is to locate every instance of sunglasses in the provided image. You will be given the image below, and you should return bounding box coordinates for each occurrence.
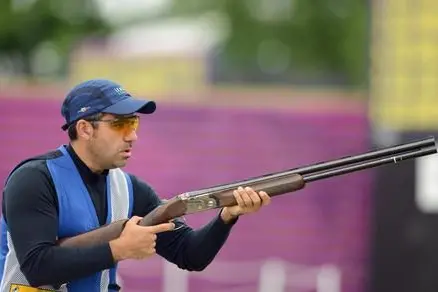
[86,114,140,135]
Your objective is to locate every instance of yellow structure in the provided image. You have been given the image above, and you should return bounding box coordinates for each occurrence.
[369,0,438,131]
[69,49,208,99]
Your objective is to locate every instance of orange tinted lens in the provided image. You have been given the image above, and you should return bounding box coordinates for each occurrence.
[110,116,139,134]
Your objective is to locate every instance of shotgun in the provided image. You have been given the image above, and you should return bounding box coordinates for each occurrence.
[58,137,437,247]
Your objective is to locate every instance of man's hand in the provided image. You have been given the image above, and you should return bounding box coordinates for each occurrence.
[109,216,175,262]
[220,186,271,223]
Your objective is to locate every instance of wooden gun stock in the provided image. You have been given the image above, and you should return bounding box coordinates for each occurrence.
[58,137,437,248]
[58,174,305,247]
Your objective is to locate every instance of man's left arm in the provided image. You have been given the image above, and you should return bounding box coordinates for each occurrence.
[129,175,270,271]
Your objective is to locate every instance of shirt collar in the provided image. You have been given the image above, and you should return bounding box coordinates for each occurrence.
[66,144,109,179]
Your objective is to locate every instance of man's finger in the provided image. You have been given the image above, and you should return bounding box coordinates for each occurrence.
[259,191,271,206]
[234,190,245,207]
[127,216,143,225]
[239,189,253,208]
[147,222,175,233]
[245,187,261,206]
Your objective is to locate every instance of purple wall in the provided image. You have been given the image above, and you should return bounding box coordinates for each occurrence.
[0,97,371,292]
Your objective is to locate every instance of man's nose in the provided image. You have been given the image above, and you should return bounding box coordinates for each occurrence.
[125,129,138,142]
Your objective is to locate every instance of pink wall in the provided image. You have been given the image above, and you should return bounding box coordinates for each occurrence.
[0,97,371,292]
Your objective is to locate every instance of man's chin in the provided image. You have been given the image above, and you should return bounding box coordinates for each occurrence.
[117,161,128,168]
[110,160,128,169]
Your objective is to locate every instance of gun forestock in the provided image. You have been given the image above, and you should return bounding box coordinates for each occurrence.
[180,173,305,214]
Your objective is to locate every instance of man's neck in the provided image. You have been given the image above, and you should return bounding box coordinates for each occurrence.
[69,142,104,174]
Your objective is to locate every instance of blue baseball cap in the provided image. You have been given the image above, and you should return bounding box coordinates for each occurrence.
[61,79,156,131]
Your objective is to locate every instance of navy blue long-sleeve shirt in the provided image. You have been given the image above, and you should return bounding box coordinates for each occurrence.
[1,145,237,287]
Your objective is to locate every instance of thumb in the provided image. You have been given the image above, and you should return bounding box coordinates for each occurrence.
[148,222,176,234]
[127,216,142,225]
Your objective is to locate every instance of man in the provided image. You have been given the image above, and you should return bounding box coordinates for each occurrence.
[0,79,271,291]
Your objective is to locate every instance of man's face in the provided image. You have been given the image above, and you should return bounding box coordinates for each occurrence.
[86,113,140,170]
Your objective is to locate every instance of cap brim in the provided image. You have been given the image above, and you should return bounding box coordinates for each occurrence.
[103,97,156,115]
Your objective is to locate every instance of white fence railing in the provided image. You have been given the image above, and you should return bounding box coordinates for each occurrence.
[118,258,342,292]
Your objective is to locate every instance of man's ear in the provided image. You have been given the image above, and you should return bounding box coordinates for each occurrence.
[76,120,93,139]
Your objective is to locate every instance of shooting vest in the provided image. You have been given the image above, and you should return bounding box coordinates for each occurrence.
[0,145,134,292]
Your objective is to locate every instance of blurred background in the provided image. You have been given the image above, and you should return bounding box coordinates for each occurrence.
[1,0,438,291]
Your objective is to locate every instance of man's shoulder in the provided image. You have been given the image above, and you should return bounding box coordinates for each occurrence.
[123,173,162,215]
[3,150,62,219]
[5,150,62,186]
[124,173,157,195]
[124,173,151,187]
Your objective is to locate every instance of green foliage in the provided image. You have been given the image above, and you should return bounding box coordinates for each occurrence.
[169,0,368,86]
[0,0,111,76]
[0,0,367,86]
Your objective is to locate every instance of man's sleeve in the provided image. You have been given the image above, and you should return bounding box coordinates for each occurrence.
[130,174,238,271]
[2,162,115,287]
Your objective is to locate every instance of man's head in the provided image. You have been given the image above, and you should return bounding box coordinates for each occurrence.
[61,79,156,171]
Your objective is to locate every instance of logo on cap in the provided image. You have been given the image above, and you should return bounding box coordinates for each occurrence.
[114,87,126,95]
[78,106,90,113]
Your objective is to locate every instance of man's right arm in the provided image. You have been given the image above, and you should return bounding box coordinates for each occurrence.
[2,162,115,287]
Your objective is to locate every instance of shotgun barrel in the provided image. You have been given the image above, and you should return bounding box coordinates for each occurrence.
[58,137,438,248]
[184,137,437,197]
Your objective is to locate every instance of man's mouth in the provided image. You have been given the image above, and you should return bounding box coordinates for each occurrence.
[121,148,132,157]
